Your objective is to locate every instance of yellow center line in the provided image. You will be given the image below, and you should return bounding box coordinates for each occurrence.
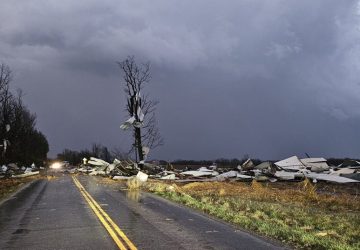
[72,176,137,250]
[74,179,137,250]
[72,178,126,250]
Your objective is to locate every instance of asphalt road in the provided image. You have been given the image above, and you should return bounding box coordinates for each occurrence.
[0,174,286,250]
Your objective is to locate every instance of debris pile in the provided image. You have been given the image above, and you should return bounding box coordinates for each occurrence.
[72,156,360,185]
[0,163,40,179]
[82,157,139,177]
[272,156,359,184]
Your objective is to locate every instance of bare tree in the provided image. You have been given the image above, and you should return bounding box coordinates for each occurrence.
[0,63,49,165]
[0,64,12,101]
[91,143,102,158]
[118,56,163,164]
[111,146,130,160]
[0,63,14,158]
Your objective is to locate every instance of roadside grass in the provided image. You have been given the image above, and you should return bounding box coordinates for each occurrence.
[0,176,39,201]
[144,180,360,250]
[126,176,142,190]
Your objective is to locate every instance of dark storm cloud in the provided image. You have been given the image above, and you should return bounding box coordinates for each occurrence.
[0,0,359,160]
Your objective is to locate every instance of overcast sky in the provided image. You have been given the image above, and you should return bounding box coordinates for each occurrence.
[1,0,360,161]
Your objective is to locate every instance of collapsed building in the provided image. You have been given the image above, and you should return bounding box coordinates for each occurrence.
[75,155,359,185]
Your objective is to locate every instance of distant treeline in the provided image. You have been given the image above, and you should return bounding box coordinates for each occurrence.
[57,143,127,165]
[172,157,360,167]
[171,157,262,167]
[0,63,49,166]
[58,143,360,168]
[326,158,360,166]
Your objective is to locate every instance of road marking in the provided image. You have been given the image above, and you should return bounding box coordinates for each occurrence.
[72,177,137,250]
[73,177,137,250]
[72,177,127,250]
[72,176,137,250]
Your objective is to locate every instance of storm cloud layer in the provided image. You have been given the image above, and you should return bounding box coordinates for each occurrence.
[0,0,359,160]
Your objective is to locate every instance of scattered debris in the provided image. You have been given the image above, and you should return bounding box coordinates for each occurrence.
[12,171,39,178]
[0,162,43,179]
[136,171,148,182]
[60,155,359,185]
[301,158,329,172]
[331,168,356,175]
[275,156,305,171]
[304,173,358,184]
[274,171,296,181]
[181,170,218,178]
[160,174,176,180]
[240,159,255,171]
[112,176,131,180]
[337,159,360,168]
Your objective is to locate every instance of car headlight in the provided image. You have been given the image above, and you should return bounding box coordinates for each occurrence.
[50,162,62,169]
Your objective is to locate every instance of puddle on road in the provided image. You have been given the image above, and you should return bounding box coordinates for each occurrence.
[125,190,141,202]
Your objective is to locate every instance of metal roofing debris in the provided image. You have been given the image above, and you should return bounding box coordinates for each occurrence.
[142,146,150,158]
[12,171,39,178]
[300,158,327,163]
[275,156,305,171]
[214,170,238,180]
[254,162,278,175]
[181,170,218,177]
[236,174,253,179]
[331,168,356,175]
[137,107,145,122]
[120,116,136,130]
[340,173,360,181]
[274,171,296,180]
[39,155,360,185]
[24,168,32,174]
[0,162,41,178]
[88,157,110,166]
[300,158,329,172]
[160,174,176,180]
[304,173,359,183]
[120,107,145,131]
[112,176,131,180]
[338,160,360,168]
[240,159,255,171]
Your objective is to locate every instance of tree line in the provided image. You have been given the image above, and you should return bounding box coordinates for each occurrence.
[0,63,49,166]
[57,143,127,165]
[171,157,262,167]
[172,157,360,167]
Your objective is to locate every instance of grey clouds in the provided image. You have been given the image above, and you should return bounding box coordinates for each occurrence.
[0,0,359,160]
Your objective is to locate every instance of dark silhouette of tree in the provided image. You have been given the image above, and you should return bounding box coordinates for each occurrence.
[0,63,13,159]
[58,143,115,165]
[0,63,49,166]
[117,56,163,164]
[91,143,112,162]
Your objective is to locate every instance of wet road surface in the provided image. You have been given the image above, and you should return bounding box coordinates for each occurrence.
[0,175,286,249]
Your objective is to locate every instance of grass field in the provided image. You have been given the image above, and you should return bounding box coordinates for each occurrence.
[145,180,360,250]
[0,177,37,201]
